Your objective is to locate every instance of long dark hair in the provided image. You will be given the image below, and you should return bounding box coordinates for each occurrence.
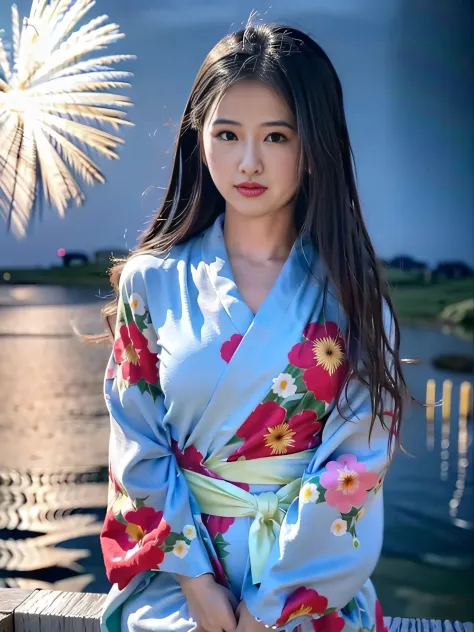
[89,23,411,452]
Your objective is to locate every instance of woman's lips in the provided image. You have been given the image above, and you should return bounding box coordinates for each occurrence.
[235,184,268,197]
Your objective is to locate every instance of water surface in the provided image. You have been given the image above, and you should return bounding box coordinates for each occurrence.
[0,285,472,619]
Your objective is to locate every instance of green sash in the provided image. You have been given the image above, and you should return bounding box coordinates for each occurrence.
[182,449,314,585]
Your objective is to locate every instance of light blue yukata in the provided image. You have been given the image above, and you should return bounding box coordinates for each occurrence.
[100,213,394,632]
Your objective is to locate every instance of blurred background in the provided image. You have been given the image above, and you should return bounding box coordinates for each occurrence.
[0,0,473,623]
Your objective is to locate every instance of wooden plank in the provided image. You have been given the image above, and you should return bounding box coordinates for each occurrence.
[444,621,457,632]
[0,589,36,632]
[0,589,35,614]
[389,617,403,632]
[421,619,432,632]
[14,590,107,632]
[1,587,473,632]
[0,613,13,632]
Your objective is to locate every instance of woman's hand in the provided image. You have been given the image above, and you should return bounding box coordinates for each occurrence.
[236,601,271,631]
[177,572,238,632]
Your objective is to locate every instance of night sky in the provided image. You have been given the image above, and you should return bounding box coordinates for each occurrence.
[0,0,472,268]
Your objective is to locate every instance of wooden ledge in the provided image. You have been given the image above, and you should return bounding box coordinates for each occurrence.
[1,588,473,632]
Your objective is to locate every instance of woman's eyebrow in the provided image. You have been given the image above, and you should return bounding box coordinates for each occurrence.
[212,118,294,130]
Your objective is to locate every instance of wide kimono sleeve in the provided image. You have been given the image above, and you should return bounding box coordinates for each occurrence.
[244,313,396,631]
[99,257,213,591]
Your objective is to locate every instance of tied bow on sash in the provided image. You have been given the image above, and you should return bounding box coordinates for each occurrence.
[181,449,314,585]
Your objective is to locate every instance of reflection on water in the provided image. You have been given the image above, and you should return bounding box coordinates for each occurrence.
[0,466,108,593]
[450,384,471,527]
[0,286,472,619]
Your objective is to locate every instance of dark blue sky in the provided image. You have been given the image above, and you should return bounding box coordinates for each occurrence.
[0,0,472,268]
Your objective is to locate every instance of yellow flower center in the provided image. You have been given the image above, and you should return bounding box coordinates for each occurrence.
[302,487,313,501]
[287,605,313,622]
[124,342,139,365]
[264,423,296,455]
[280,379,288,390]
[175,543,185,555]
[337,467,360,495]
[125,522,144,542]
[312,336,344,375]
[334,522,344,533]
[131,299,138,310]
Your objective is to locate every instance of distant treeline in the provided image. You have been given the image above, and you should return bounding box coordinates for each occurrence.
[380,256,473,281]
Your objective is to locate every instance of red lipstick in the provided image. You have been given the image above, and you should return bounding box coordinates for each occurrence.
[235,182,268,198]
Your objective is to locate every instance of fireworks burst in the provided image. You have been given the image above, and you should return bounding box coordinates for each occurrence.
[0,0,135,238]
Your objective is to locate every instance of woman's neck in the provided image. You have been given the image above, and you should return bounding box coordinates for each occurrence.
[223,209,297,263]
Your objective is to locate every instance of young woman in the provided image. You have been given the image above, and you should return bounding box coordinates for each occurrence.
[98,23,409,632]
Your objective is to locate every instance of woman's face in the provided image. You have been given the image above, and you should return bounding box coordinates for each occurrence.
[202,80,301,220]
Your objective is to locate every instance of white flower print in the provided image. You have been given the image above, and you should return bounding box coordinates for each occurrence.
[129,292,146,316]
[143,322,158,355]
[183,525,197,541]
[173,540,190,558]
[271,373,297,398]
[330,518,347,536]
[300,482,320,504]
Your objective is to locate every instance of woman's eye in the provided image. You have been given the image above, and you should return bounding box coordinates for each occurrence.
[216,130,237,141]
[266,132,287,143]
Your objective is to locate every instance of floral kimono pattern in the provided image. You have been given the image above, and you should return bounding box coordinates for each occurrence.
[99,213,395,632]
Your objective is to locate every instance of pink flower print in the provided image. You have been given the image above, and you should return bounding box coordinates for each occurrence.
[320,454,378,513]
[220,333,243,363]
[288,321,348,403]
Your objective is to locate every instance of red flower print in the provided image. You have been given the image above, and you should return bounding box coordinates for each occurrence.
[276,587,328,626]
[100,506,170,590]
[172,440,249,537]
[320,454,378,513]
[311,612,345,632]
[203,514,236,538]
[220,333,244,363]
[113,322,158,385]
[375,599,388,632]
[288,321,348,403]
[210,554,229,588]
[108,465,121,494]
[227,401,322,461]
[383,409,398,437]
[171,440,221,480]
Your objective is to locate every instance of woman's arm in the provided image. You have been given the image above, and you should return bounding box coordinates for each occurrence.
[241,312,396,631]
[100,257,214,590]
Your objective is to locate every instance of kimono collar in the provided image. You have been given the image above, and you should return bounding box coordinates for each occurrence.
[201,213,317,336]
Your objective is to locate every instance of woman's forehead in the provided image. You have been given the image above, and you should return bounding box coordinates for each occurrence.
[206,80,294,125]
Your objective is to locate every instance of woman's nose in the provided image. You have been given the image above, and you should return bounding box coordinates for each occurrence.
[239,140,263,175]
